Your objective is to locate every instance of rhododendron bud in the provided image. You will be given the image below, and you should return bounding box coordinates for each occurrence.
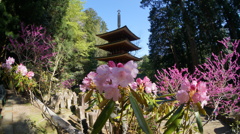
[108,61,116,67]
[136,78,143,85]
[117,63,124,67]
[190,80,197,90]
[26,71,34,79]
[16,64,28,76]
[6,57,15,65]
[176,90,189,104]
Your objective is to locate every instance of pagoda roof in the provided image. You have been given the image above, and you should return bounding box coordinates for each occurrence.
[96,26,140,42]
[95,39,141,52]
[96,53,142,63]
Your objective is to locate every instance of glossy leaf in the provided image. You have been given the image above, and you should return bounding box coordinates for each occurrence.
[84,89,93,103]
[156,106,177,123]
[196,102,207,115]
[98,99,109,109]
[165,104,184,126]
[195,111,203,134]
[131,89,143,103]
[91,100,115,134]
[130,93,152,134]
[163,111,184,134]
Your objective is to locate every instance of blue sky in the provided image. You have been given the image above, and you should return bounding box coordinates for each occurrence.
[83,0,150,57]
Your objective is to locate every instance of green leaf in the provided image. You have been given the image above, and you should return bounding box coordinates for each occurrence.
[163,111,184,134]
[91,100,115,134]
[156,107,177,123]
[165,104,184,126]
[196,102,207,115]
[131,89,147,106]
[195,111,203,134]
[84,89,93,103]
[98,99,109,109]
[157,93,175,98]
[129,93,152,134]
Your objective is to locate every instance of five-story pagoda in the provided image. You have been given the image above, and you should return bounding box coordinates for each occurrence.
[95,10,141,63]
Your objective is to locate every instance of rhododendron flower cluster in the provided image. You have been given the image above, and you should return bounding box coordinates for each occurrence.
[2,57,15,69]
[80,60,139,101]
[176,78,209,107]
[16,64,28,76]
[129,76,157,95]
[80,60,159,101]
[2,57,34,79]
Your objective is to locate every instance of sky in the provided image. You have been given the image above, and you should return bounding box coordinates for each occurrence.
[83,0,150,57]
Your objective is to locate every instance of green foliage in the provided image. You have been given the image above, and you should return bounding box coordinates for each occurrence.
[140,0,240,71]
[138,55,156,81]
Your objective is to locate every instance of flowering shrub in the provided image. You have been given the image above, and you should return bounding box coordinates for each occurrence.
[155,38,239,123]
[7,23,56,68]
[79,60,205,134]
[1,57,37,92]
[194,38,240,115]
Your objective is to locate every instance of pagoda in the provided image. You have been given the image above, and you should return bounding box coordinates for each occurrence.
[95,10,141,63]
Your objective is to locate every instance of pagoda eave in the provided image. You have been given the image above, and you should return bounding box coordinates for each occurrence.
[96,53,142,63]
[96,26,140,42]
[95,39,141,52]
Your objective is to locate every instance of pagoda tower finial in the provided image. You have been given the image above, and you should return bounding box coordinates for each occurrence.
[117,10,121,28]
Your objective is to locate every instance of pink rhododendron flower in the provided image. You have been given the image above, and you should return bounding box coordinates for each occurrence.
[6,57,15,65]
[87,71,97,79]
[143,76,150,83]
[104,84,121,101]
[16,64,28,76]
[26,71,34,79]
[79,84,87,92]
[176,90,189,104]
[123,60,138,78]
[177,79,209,106]
[129,82,138,91]
[80,60,140,101]
[136,78,143,85]
[180,78,191,91]
[80,71,97,92]
[2,63,12,70]
[190,80,197,90]
[145,81,153,93]
[196,81,207,93]
[111,67,134,87]
[152,83,158,95]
